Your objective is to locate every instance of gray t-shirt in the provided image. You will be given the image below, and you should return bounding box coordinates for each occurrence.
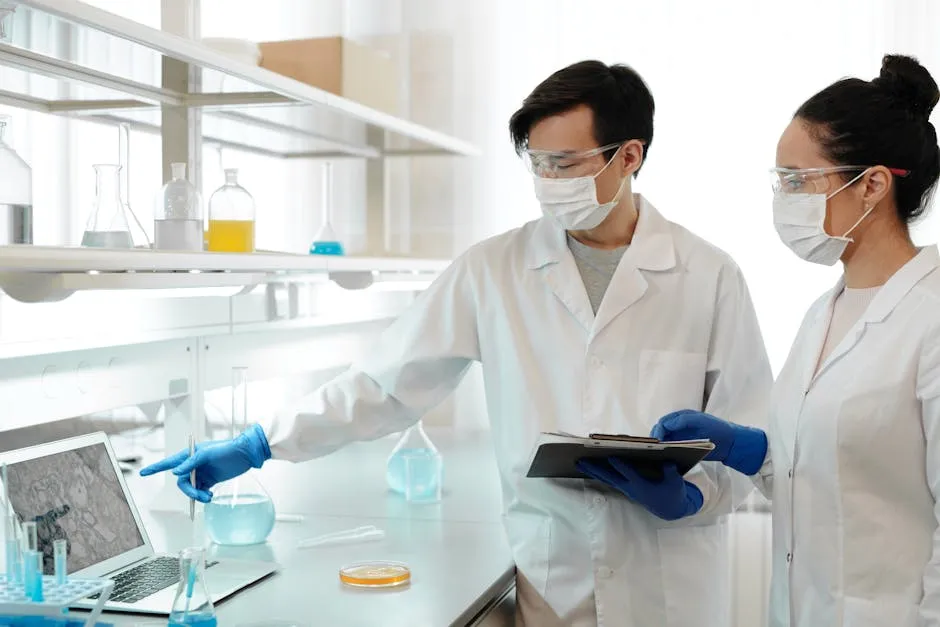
[567,234,628,314]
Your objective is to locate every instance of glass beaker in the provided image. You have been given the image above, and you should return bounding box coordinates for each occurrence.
[0,115,32,245]
[207,169,255,253]
[168,547,217,627]
[204,367,275,546]
[310,162,344,255]
[81,164,134,248]
[155,162,204,251]
[386,421,443,503]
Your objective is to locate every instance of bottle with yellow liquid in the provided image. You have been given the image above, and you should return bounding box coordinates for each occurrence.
[207,168,255,252]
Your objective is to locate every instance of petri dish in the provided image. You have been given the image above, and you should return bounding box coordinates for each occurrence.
[339,561,411,588]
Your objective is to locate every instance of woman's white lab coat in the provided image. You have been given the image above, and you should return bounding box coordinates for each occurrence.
[266,196,772,627]
[754,245,940,627]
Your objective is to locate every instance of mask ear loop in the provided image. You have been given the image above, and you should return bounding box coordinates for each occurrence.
[824,168,875,240]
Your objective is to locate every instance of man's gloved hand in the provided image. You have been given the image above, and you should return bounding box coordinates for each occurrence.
[650,409,768,476]
[139,424,272,503]
[576,458,703,521]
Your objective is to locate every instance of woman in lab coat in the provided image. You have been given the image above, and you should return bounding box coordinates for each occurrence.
[653,54,940,627]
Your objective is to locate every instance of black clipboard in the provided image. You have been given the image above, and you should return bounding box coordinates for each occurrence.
[526,432,714,481]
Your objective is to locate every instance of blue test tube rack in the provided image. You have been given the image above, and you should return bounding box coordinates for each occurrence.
[0,575,114,627]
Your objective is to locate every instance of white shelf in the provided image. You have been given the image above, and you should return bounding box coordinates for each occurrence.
[0,245,450,302]
[0,0,479,159]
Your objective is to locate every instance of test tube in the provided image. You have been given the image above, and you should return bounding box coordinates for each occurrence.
[53,539,67,586]
[32,551,42,601]
[21,521,37,600]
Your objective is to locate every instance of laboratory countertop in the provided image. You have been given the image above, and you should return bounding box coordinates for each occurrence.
[93,428,516,627]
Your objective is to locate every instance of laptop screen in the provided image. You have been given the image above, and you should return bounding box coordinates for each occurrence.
[5,442,144,574]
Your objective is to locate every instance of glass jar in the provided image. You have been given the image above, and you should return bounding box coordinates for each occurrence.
[207,168,255,253]
[155,162,204,251]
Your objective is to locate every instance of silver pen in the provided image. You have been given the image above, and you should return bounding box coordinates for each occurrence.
[188,434,195,522]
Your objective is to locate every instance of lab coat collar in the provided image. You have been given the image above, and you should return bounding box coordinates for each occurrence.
[806,245,940,388]
[525,194,677,271]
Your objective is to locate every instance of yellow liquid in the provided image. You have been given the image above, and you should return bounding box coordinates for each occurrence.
[207,219,254,252]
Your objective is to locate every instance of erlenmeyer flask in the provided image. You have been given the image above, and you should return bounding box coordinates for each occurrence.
[310,161,344,255]
[204,367,275,546]
[386,421,443,503]
[169,547,217,626]
[81,164,134,248]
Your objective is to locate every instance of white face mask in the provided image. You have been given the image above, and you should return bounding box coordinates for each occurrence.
[772,169,875,266]
[533,151,628,231]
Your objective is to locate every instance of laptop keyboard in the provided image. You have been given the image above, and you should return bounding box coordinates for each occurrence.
[86,556,220,604]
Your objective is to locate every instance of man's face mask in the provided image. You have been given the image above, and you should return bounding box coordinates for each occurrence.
[525,143,628,231]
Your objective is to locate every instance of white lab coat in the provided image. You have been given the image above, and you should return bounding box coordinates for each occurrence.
[754,245,940,627]
[266,195,772,627]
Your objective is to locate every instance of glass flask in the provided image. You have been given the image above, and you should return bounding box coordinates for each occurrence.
[168,547,217,627]
[310,161,344,255]
[386,421,443,503]
[204,367,275,546]
[207,169,255,253]
[155,162,204,251]
[81,164,134,248]
[0,115,32,244]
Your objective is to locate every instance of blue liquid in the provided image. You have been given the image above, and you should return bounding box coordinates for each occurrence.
[386,448,442,500]
[168,612,217,626]
[310,240,345,255]
[23,550,38,601]
[204,494,274,546]
[5,538,17,581]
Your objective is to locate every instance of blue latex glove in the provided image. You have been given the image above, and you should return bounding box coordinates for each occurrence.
[576,458,703,521]
[650,409,768,476]
[139,423,271,503]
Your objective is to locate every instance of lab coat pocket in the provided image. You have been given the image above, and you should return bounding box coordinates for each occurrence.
[638,350,708,425]
[657,522,729,627]
[505,515,552,598]
[842,596,918,627]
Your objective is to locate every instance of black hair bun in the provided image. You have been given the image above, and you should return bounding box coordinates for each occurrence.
[877,54,939,119]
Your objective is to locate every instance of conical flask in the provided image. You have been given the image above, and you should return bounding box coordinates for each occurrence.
[168,547,217,626]
[81,164,134,248]
[310,161,344,255]
[204,367,275,546]
[386,421,443,503]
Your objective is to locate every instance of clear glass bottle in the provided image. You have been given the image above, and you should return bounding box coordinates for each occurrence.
[0,116,32,245]
[207,169,255,253]
[204,367,275,546]
[386,421,443,503]
[168,547,217,627]
[155,162,204,251]
[81,164,134,248]
[310,161,344,255]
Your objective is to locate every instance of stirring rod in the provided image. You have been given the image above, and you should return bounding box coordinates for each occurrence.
[188,435,195,523]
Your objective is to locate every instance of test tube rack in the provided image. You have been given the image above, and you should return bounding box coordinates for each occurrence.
[0,575,114,627]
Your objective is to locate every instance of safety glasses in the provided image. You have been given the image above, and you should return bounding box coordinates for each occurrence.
[522,142,624,178]
[770,165,910,195]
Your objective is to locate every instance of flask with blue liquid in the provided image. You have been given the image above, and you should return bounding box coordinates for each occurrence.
[168,547,216,626]
[386,421,443,503]
[204,367,275,546]
[309,161,344,255]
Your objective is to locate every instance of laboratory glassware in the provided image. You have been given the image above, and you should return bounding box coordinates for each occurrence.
[81,164,134,248]
[1,463,18,584]
[296,525,384,550]
[155,162,204,251]
[52,539,66,586]
[204,367,275,546]
[168,547,217,627]
[0,116,32,244]
[310,162,344,255]
[207,169,255,253]
[339,561,410,589]
[118,123,151,249]
[386,421,443,502]
[21,521,39,601]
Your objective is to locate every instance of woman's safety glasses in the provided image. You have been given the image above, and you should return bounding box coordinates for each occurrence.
[770,165,910,194]
[523,142,623,178]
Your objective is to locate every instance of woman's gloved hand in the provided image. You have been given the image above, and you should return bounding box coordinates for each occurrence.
[576,458,703,521]
[139,423,272,503]
[650,409,768,476]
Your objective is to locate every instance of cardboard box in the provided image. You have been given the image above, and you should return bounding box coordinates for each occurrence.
[259,37,399,115]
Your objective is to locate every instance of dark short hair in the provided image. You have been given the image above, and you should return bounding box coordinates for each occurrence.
[509,60,655,174]
[796,54,940,223]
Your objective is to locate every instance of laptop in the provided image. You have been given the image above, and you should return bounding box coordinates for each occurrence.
[0,431,278,615]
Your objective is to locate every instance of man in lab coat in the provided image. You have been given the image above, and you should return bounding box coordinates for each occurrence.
[142,60,771,626]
